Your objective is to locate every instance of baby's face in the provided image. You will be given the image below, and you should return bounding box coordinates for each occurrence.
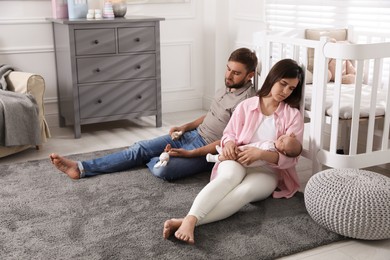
[275,135,295,154]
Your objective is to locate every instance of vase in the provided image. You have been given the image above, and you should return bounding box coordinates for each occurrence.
[111,0,127,17]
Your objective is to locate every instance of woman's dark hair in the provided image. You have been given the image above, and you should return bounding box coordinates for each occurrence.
[228,48,258,73]
[257,59,305,109]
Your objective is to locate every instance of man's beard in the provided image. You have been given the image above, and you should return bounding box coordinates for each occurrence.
[225,77,248,89]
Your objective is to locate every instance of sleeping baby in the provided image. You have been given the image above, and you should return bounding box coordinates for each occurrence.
[206,133,302,167]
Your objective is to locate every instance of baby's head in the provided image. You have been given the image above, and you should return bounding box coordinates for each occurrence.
[275,133,302,158]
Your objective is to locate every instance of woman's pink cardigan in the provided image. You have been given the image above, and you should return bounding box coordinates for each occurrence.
[210,96,304,199]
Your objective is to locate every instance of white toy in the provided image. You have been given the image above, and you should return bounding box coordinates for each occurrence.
[171,130,183,140]
[154,144,172,168]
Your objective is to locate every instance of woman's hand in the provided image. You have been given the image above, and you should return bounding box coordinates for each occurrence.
[222,141,238,160]
[236,147,263,166]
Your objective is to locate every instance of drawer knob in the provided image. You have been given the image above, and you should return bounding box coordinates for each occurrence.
[97,99,103,104]
[137,95,142,99]
[136,65,141,70]
[93,40,99,44]
[95,68,101,73]
[135,38,140,42]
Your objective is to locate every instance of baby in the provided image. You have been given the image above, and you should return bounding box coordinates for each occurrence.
[206,134,302,167]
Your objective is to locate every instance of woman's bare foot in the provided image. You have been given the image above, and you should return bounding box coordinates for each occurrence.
[49,153,81,179]
[174,215,197,245]
[163,218,183,239]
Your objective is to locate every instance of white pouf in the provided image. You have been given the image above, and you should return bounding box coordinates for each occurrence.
[304,168,390,240]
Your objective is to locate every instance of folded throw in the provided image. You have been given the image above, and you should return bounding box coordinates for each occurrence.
[0,64,15,90]
[0,91,41,146]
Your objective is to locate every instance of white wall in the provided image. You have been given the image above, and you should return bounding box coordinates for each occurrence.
[0,0,265,127]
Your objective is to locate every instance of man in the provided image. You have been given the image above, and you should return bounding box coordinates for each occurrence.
[50,48,258,180]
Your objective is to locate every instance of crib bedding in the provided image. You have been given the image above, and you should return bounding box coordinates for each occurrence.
[304,83,387,120]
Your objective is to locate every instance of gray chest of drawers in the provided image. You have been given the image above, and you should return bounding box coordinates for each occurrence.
[48,16,164,138]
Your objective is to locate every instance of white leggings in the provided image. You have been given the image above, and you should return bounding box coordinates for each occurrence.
[188,160,278,225]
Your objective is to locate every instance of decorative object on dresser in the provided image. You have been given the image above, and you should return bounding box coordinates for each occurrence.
[67,0,88,19]
[51,0,68,19]
[102,0,115,18]
[47,16,165,138]
[111,0,128,17]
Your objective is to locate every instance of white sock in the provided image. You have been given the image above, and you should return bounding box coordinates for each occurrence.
[206,153,220,163]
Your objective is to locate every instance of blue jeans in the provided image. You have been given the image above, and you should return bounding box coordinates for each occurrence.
[78,130,214,180]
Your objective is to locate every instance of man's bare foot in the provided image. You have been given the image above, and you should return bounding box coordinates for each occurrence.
[163,218,183,239]
[174,215,197,245]
[49,153,81,179]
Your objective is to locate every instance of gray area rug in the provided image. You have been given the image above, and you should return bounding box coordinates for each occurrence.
[0,148,346,260]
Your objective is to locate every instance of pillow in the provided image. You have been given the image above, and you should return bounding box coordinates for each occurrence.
[305,28,348,72]
[305,69,313,84]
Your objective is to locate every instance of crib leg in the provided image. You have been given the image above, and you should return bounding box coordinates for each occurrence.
[340,120,350,154]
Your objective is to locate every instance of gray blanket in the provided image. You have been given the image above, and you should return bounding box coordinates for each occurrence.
[0,91,41,146]
[0,64,14,90]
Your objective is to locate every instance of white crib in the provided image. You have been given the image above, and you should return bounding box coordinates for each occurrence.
[253,29,390,173]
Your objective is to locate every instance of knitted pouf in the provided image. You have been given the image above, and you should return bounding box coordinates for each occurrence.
[304,168,390,240]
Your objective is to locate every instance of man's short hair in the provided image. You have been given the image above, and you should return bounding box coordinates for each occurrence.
[228,48,258,73]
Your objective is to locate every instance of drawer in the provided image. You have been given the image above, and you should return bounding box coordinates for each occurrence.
[77,54,156,83]
[74,28,116,55]
[79,80,157,119]
[118,27,156,53]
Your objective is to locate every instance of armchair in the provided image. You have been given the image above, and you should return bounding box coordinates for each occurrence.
[0,71,51,158]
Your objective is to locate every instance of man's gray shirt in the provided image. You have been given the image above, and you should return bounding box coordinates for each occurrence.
[198,81,256,144]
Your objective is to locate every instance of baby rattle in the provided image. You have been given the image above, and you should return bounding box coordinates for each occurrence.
[170,130,183,140]
[154,144,172,168]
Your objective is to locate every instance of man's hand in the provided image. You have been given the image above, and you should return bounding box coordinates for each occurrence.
[170,130,183,140]
[168,115,206,139]
[169,148,195,158]
[169,126,185,137]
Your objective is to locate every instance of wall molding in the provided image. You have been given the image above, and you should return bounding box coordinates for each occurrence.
[160,40,194,92]
[158,13,196,20]
[0,18,49,25]
[128,0,190,4]
[233,15,263,22]
[0,46,53,55]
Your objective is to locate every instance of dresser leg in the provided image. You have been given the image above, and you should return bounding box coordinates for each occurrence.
[59,115,66,127]
[74,124,81,139]
[156,114,162,127]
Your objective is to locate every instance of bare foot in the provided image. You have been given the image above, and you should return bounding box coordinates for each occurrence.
[163,218,183,239]
[174,215,197,245]
[49,153,81,179]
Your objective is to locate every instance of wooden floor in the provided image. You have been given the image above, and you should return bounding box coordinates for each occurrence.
[1,110,389,260]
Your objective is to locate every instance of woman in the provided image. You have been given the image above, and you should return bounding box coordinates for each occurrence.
[163,59,305,244]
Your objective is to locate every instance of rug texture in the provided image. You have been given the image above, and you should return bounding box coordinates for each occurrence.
[0,148,346,260]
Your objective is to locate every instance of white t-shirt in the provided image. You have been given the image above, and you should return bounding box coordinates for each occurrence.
[250,115,276,144]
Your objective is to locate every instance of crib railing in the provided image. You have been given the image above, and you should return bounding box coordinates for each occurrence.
[254,31,390,173]
[315,41,390,170]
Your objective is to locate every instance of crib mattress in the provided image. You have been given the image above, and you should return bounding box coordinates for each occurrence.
[304,83,388,119]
